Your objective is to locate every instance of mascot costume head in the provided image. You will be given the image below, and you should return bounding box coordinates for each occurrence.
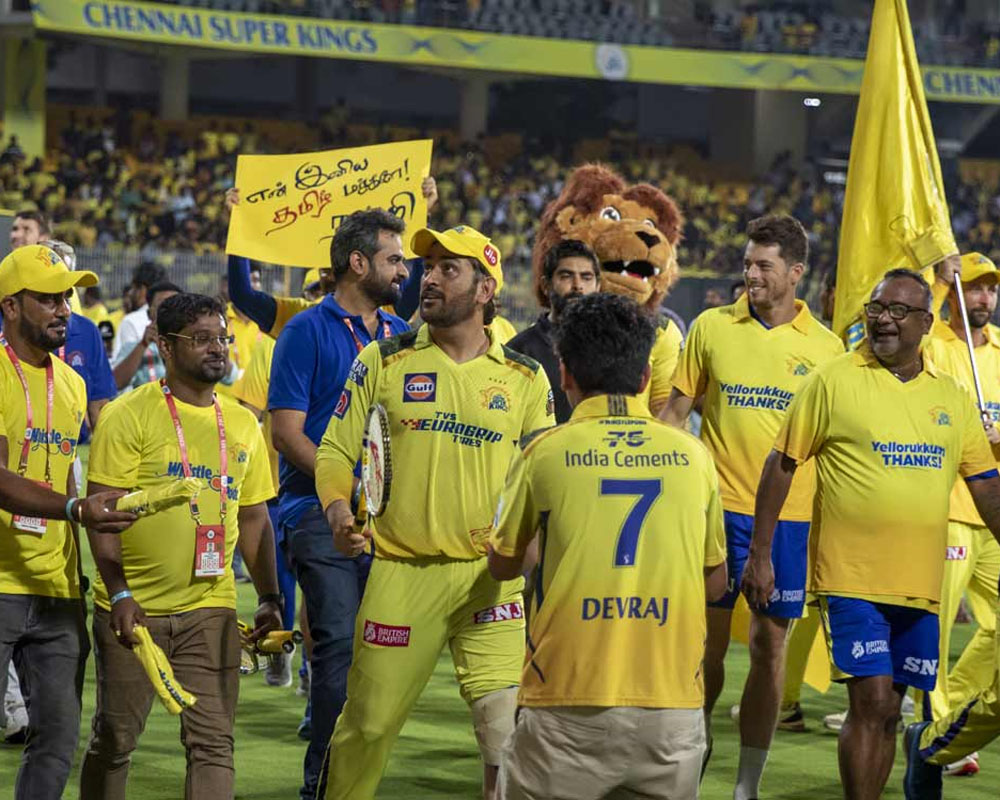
[532,164,684,310]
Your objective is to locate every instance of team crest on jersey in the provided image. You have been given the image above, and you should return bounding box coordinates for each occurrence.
[403,372,436,402]
[334,388,352,419]
[786,357,812,376]
[236,447,248,464]
[480,385,511,413]
[67,350,84,368]
[929,406,951,426]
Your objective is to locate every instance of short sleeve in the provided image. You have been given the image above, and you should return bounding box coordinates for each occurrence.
[489,447,537,559]
[703,460,727,568]
[774,371,830,465]
[87,399,143,489]
[268,318,316,413]
[232,338,273,413]
[958,393,998,481]
[521,366,555,437]
[238,418,276,506]
[672,313,709,399]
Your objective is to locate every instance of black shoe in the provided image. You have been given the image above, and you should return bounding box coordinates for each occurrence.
[904,721,942,800]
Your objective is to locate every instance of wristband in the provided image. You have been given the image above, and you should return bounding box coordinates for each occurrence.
[65,497,78,523]
[257,592,284,609]
[110,589,133,606]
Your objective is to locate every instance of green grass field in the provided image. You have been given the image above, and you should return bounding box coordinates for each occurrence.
[1,451,998,798]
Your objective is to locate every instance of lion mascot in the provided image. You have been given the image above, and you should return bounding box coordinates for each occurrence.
[532,164,685,413]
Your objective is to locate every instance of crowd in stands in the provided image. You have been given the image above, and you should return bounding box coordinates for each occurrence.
[148,0,1000,68]
[2,109,999,317]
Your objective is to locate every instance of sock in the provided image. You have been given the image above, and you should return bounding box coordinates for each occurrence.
[734,746,769,800]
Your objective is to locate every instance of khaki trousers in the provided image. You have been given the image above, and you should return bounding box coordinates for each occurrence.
[79,606,240,800]
[499,706,706,800]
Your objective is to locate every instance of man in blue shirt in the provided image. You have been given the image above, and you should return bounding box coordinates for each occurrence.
[268,209,410,800]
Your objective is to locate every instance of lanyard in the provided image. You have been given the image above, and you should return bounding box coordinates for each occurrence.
[342,317,392,354]
[1,336,54,483]
[160,380,228,524]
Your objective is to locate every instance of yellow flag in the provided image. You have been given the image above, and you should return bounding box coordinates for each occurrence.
[833,0,957,347]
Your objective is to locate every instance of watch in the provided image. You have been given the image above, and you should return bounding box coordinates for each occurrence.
[257,592,284,609]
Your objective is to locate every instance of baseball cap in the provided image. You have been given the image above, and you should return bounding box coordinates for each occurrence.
[302,267,322,295]
[959,252,999,285]
[409,225,503,293]
[0,244,98,299]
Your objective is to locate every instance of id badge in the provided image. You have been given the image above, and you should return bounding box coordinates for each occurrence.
[194,525,226,577]
[12,481,51,535]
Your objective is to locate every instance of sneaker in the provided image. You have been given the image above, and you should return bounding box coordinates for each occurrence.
[903,721,942,800]
[943,752,979,777]
[823,710,847,732]
[2,694,27,743]
[902,694,916,717]
[777,702,807,732]
[264,653,293,688]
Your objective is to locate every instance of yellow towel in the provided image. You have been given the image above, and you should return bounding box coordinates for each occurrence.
[116,478,203,517]
[132,625,197,714]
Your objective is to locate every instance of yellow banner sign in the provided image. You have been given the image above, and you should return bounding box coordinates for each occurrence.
[33,0,1000,104]
[226,140,432,267]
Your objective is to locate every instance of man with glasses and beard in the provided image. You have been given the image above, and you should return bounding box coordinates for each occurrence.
[508,240,600,424]
[268,209,410,800]
[745,269,1000,800]
[315,224,553,800]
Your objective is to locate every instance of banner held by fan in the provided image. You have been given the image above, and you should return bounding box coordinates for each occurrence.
[833,0,957,349]
[226,139,432,267]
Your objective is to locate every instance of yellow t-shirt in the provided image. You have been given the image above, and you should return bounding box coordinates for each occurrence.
[0,353,87,598]
[925,321,1000,526]
[673,295,843,520]
[491,393,726,708]
[270,296,317,339]
[81,302,111,326]
[316,325,554,560]
[490,315,518,344]
[775,344,997,608]
[640,316,683,414]
[217,306,264,398]
[231,336,279,494]
[87,383,275,615]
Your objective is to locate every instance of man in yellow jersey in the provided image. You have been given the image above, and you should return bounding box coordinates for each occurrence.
[315,224,554,800]
[660,214,843,799]
[80,293,282,800]
[0,244,136,800]
[488,293,727,799]
[919,251,1000,776]
[746,269,1000,800]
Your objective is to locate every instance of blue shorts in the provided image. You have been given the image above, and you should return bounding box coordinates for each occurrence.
[708,511,809,618]
[820,596,940,691]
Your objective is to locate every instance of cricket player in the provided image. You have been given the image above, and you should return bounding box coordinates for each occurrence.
[660,214,843,798]
[745,269,1000,800]
[315,224,554,799]
[489,293,727,799]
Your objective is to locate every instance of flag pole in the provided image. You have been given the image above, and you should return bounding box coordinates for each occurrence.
[951,272,989,421]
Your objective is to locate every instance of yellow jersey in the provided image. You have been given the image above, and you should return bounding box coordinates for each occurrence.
[87,383,275,615]
[639,317,683,414]
[217,305,264,398]
[270,296,316,339]
[925,321,1000,526]
[673,295,843,520]
[490,315,518,344]
[231,335,280,494]
[0,354,87,598]
[81,302,111,326]
[776,344,997,609]
[316,325,554,560]
[491,393,726,709]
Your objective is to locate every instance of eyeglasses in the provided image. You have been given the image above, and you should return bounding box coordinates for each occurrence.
[863,301,928,321]
[166,332,235,348]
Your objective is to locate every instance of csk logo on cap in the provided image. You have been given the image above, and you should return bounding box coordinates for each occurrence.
[35,247,63,268]
[403,372,437,403]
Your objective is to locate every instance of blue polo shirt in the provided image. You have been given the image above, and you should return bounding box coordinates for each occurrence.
[268,294,408,529]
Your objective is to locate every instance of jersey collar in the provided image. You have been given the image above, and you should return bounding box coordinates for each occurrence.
[414,322,507,363]
[321,294,392,326]
[855,340,941,378]
[931,318,1000,350]
[732,293,812,334]
[570,393,652,421]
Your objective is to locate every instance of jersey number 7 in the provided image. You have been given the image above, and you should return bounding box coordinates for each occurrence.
[600,478,662,567]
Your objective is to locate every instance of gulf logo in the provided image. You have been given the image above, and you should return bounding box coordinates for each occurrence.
[403,372,437,403]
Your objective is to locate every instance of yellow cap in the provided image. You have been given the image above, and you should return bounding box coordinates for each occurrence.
[409,225,503,293]
[302,268,322,294]
[959,252,999,285]
[0,244,97,299]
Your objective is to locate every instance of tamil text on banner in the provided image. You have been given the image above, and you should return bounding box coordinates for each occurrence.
[226,140,432,267]
[833,0,956,347]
